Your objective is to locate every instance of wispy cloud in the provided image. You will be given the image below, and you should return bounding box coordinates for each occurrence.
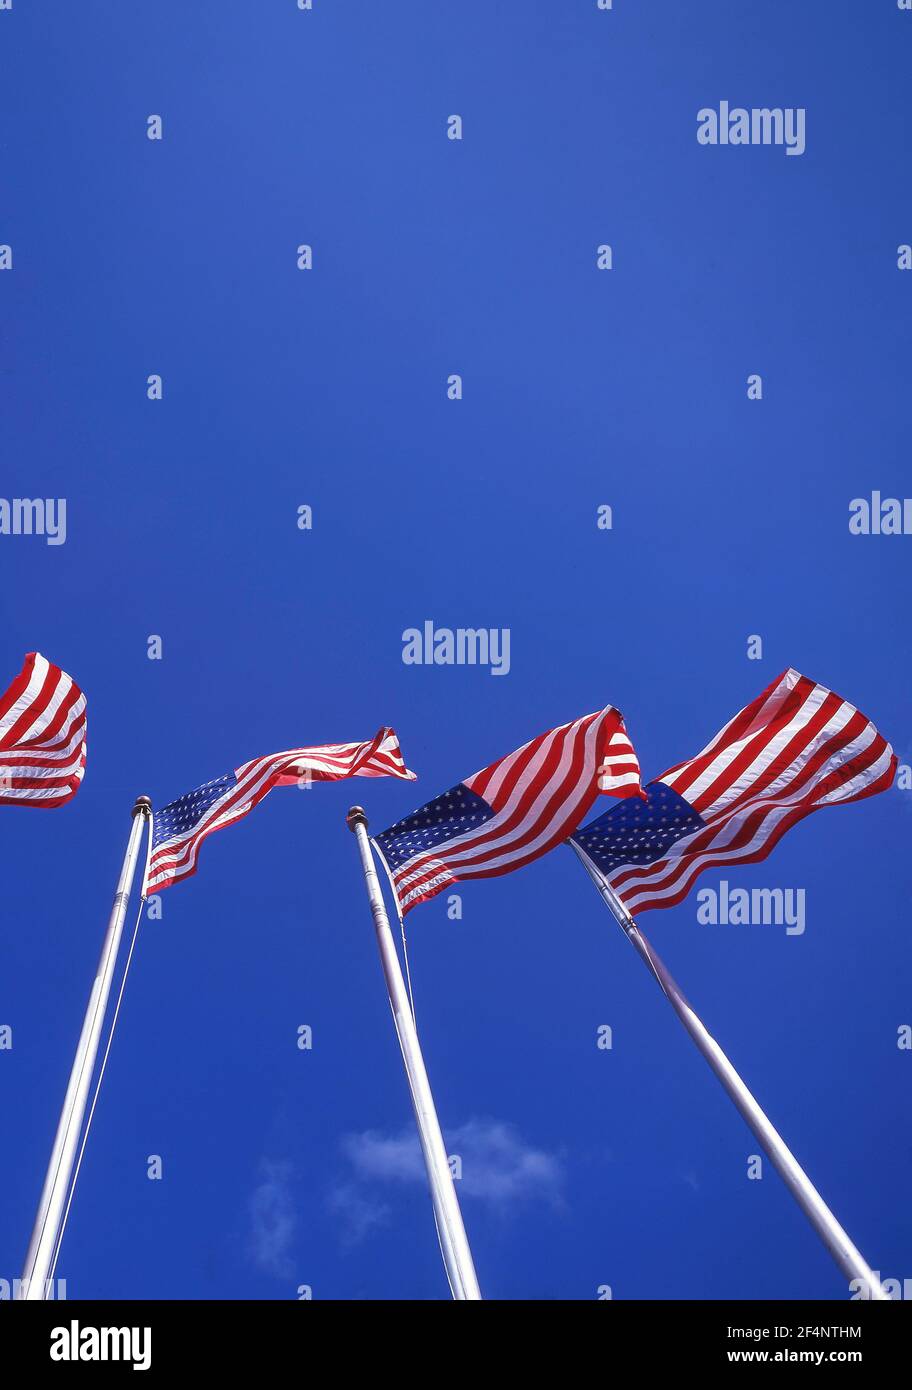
[341,1128,426,1185]
[248,1159,297,1278]
[328,1183,392,1247]
[333,1117,564,1243]
[446,1119,565,1205]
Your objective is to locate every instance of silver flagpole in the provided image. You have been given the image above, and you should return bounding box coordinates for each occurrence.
[570,840,889,1301]
[346,806,482,1301]
[18,795,152,1301]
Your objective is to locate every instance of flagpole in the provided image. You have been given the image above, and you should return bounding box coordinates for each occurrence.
[346,806,482,1301]
[570,841,889,1301]
[18,795,152,1301]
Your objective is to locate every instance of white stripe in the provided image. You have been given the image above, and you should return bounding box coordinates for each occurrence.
[17,667,74,745]
[149,759,282,879]
[617,797,813,911]
[150,736,412,888]
[679,684,828,813]
[467,721,564,808]
[662,669,799,791]
[598,770,642,791]
[395,720,581,896]
[695,694,855,818]
[0,654,49,743]
[30,692,87,750]
[0,749,87,781]
[145,796,251,888]
[397,714,608,902]
[815,744,893,805]
[610,730,888,909]
[0,718,87,765]
[0,783,78,802]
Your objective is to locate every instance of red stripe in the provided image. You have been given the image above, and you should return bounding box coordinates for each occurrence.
[395,709,630,912]
[0,654,86,807]
[0,739,87,770]
[148,731,414,892]
[466,731,542,807]
[26,683,83,751]
[672,675,809,804]
[612,718,882,898]
[689,688,842,814]
[0,653,37,739]
[610,738,895,913]
[4,708,87,760]
[656,674,784,787]
[395,720,591,898]
[0,772,81,790]
[398,727,575,891]
[0,665,59,750]
[0,792,79,808]
[150,758,290,882]
[619,754,896,915]
[149,801,256,888]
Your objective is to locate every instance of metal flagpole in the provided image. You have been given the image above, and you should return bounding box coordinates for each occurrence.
[18,795,152,1301]
[346,806,482,1301]
[570,840,889,1301]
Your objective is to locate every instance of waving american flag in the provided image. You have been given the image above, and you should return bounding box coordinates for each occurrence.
[0,652,87,808]
[145,728,415,894]
[375,706,644,915]
[572,669,896,916]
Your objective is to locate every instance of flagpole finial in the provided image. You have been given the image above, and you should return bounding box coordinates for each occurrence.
[132,795,152,818]
[346,805,367,832]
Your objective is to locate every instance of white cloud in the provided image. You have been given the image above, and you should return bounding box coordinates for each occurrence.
[340,1117,564,1215]
[248,1159,297,1278]
[328,1183,392,1247]
[341,1128,426,1185]
[448,1119,564,1205]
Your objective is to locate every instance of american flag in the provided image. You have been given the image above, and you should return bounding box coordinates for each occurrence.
[0,652,87,808]
[144,728,415,894]
[571,669,896,916]
[375,707,644,915]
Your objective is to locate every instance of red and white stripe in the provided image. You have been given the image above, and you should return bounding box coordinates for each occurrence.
[597,725,644,795]
[606,669,896,915]
[392,707,644,914]
[0,652,87,808]
[265,728,416,787]
[145,727,414,893]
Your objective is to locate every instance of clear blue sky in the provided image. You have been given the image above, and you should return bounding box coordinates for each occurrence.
[1,1,909,1300]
